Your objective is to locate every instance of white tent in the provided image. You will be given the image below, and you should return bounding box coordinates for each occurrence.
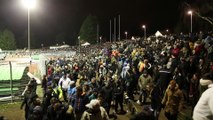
[155,31,163,37]
[60,44,70,48]
[81,42,90,46]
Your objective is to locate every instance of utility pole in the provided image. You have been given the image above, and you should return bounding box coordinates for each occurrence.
[114,17,116,42]
[97,24,99,44]
[118,15,120,41]
[110,20,112,43]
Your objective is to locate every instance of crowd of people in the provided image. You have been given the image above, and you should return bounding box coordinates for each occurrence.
[20,31,213,120]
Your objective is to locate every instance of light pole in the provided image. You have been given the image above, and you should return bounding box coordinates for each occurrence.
[78,36,81,54]
[125,31,128,40]
[188,10,193,33]
[142,25,146,40]
[99,36,102,45]
[22,0,36,51]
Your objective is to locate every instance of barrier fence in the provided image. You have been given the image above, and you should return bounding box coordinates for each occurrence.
[0,61,30,103]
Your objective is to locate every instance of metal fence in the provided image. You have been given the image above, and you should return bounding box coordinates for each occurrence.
[0,61,30,103]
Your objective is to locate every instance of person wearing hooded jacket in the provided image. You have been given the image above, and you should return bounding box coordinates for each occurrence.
[193,84,213,120]
[161,80,184,120]
[81,99,109,120]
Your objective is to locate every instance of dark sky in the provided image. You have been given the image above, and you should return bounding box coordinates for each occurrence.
[0,0,184,48]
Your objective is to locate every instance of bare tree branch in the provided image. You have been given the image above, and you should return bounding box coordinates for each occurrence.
[183,2,213,25]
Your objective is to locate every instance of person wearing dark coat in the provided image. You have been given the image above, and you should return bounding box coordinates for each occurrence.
[170,55,180,74]
[113,80,125,113]
[90,78,100,91]
[28,97,41,120]
[150,84,162,120]
[20,85,38,120]
[71,86,89,120]
[130,105,154,120]
[41,75,48,97]
[29,78,37,93]
[42,87,58,115]
[172,67,184,90]
[28,106,43,120]
[155,65,171,97]
[101,82,113,115]
[46,97,58,120]
[125,69,135,100]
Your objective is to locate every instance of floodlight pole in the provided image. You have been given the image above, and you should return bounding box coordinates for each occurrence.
[28,8,31,51]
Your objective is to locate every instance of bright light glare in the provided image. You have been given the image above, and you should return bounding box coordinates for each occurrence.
[22,0,37,9]
[125,31,128,34]
[142,25,146,29]
[188,11,192,15]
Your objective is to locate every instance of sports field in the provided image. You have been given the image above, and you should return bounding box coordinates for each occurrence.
[0,64,26,80]
[0,60,29,96]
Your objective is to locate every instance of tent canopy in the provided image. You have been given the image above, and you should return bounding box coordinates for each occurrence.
[155,31,163,37]
[81,42,90,46]
[60,44,70,48]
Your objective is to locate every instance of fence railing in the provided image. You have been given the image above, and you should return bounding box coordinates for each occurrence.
[0,63,30,103]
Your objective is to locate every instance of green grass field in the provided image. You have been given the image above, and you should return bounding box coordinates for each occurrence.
[0,65,26,80]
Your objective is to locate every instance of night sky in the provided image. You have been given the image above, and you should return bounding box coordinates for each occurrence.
[0,0,188,48]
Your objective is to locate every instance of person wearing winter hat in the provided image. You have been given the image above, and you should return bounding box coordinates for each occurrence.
[199,72,213,97]
[81,99,109,120]
[193,80,213,120]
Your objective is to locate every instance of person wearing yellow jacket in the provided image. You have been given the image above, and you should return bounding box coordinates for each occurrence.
[53,85,64,102]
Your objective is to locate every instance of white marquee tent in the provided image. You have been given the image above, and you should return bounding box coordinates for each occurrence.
[155,31,163,37]
[81,42,90,46]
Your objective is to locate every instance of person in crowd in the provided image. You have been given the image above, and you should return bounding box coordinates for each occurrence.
[199,72,213,96]
[155,64,171,97]
[97,93,110,116]
[41,75,48,97]
[28,97,42,120]
[150,84,162,120]
[138,70,153,104]
[159,51,169,66]
[52,71,62,86]
[132,67,140,94]
[29,78,37,93]
[125,68,135,100]
[171,44,180,58]
[101,81,113,115]
[52,83,64,102]
[161,80,184,120]
[28,106,43,120]
[88,88,99,101]
[33,31,212,120]
[90,77,100,91]
[47,97,59,120]
[67,81,76,103]
[47,65,53,77]
[130,105,155,120]
[138,59,151,74]
[197,58,210,75]
[20,84,38,120]
[58,73,72,101]
[71,86,89,120]
[42,86,58,116]
[172,67,184,90]
[81,99,109,120]
[113,80,125,114]
[82,82,92,98]
[193,83,213,120]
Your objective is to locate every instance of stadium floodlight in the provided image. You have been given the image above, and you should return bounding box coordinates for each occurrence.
[21,0,37,51]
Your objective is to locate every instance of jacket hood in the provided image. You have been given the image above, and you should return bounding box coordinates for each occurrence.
[200,78,213,86]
